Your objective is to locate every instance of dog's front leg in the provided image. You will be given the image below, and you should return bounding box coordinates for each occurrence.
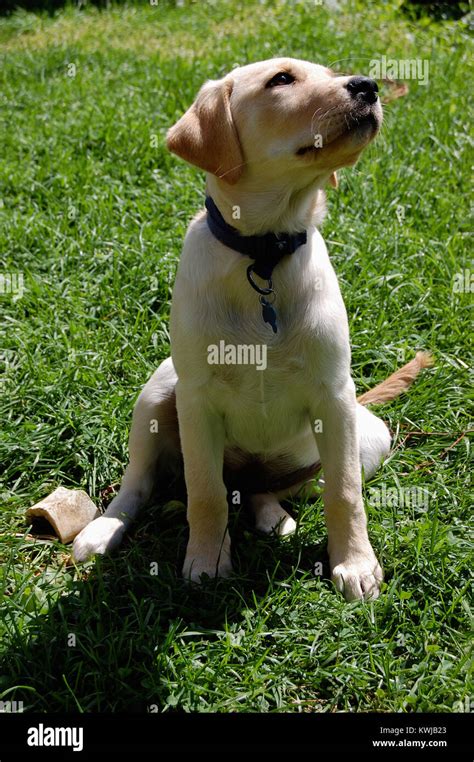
[312,379,383,601]
[176,382,232,582]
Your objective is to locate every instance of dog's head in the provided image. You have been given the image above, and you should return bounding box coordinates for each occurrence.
[167,57,382,190]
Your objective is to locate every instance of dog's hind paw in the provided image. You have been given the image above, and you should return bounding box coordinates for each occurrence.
[252,496,297,536]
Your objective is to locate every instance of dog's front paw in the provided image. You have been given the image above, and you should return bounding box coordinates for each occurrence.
[72,516,125,562]
[331,551,383,601]
[182,542,233,583]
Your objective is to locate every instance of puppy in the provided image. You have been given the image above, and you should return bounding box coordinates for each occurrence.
[73,58,430,600]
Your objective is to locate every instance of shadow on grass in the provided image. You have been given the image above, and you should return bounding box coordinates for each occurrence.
[3,497,329,712]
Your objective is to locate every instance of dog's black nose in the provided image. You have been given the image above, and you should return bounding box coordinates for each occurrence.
[345,76,379,105]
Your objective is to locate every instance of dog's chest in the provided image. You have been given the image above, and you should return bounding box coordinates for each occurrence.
[171,223,349,452]
[205,328,318,451]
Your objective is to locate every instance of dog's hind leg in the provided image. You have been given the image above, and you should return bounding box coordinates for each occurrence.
[251,492,297,536]
[251,403,391,538]
[356,404,391,480]
[72,357,180,561]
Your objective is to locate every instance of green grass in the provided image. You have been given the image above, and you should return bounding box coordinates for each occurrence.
[0,0,472,713]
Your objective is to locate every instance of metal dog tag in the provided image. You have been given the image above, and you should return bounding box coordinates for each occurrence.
[260,297,278,333]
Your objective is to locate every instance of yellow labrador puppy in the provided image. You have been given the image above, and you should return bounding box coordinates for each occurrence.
[73,58,430,600]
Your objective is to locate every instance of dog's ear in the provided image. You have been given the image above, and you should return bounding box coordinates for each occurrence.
[328,171,338,188]
[166,78,243,185]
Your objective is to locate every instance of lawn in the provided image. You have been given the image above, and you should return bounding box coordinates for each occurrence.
[0,0,472,714]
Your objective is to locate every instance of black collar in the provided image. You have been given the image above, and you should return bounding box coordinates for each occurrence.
[205,195,307,280]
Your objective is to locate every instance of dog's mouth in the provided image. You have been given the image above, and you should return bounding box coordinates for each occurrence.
[296,110,380,157]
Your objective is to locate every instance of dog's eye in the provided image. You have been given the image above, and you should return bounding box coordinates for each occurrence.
[265,72,296,88]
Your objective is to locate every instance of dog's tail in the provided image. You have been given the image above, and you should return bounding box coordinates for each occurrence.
[357,351,433,406]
